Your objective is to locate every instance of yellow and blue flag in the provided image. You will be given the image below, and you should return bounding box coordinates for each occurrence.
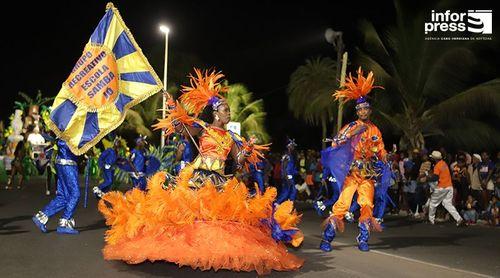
[47,2,163,155]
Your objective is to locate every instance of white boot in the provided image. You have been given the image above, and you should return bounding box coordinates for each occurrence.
[57,218,79,234]
[32,211,48,233]
[92,186,104,198]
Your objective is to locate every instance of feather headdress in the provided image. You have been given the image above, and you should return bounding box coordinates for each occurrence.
[333,67,383,109]
[179,68,228,115]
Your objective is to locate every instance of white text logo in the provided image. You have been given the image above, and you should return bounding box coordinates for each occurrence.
[424,10,493,40]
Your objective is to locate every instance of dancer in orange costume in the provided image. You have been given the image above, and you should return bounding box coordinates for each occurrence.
[98,69,304,275]
[320,67,387,252]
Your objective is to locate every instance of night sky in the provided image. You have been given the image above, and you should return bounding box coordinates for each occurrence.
[0,0,493,150]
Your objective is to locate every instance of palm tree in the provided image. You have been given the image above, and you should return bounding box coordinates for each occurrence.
[226,83,270,143]
[355,0,500,150]
[287,57,338,148]
[15,90,54,112]
[18,90,54,107]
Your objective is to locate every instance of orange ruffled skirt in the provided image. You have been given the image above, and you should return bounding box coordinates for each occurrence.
[98,170,304,275]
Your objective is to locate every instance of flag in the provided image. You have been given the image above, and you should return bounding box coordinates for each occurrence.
[47,2,163,155]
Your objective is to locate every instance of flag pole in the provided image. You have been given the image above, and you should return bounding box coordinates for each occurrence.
[160,26,170,149]
[83,157,90,208]
[337,52,348,132]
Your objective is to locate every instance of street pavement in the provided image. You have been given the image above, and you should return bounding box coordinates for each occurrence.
[1,177,499,278]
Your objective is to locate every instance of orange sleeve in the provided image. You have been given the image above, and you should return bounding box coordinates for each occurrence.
[375,126,387,160]
[331,122,358,147]
[433,163,440,176]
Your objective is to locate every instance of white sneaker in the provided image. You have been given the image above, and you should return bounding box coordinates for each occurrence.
[345,212,355,222]
[92,186,104,198]
[45,190,50,196]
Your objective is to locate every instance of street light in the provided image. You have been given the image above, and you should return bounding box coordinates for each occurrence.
[159,25,170,34]
[159,25,170,149]
[325,28,347,133]
[324,28,343,84]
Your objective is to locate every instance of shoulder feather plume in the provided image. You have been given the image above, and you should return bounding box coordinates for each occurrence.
[152,101,198,135]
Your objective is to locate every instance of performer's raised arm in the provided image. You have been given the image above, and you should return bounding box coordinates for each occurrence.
[229,133,270,170]
[331,121,367,147]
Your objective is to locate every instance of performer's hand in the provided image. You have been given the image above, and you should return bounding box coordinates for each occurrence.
[382,153,388,163]
[248,136,257,147]
[351,124,367,136]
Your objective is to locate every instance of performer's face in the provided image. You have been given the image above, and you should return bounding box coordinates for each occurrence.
[214,103,231,125]
[356,107,371,121]
[137,141,145,149]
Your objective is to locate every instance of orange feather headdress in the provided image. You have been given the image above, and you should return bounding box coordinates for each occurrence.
[179,68,228,116]
[333,67,383,109]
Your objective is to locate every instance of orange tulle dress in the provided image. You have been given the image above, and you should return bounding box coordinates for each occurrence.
[98,125,304,275]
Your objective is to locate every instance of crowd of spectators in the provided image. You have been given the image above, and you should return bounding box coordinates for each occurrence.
[251,147,500,227]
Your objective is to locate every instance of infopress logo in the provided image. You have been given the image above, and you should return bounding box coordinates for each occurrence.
[425,10,493,40]
[467,10,492,34]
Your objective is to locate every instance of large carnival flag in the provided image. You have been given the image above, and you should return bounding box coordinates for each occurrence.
[47,2,163,155]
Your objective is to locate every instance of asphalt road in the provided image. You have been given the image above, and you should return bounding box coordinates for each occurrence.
[1,177,498,277]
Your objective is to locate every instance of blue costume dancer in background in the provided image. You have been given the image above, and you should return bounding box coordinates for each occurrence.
[32,139,80,235]
[125,136,147,191]
[118,136,160,191]
[276,138,298,204]
[314,146,343,216]
[92,139,120,198]
[249,160,267,194]
[174,135,194,175]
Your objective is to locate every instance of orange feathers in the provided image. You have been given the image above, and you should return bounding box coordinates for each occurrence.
[98,170,304,274]
[152,101,198,135]
[333,67,383,103]
[179,68,228,115]
[242,138,271,169]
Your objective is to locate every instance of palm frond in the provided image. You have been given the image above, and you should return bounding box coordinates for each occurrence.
[225,83,270,143]
[288,56,337,122]
[428,78,500,125]
[18,92,33,105]
[354,0,500,150]
[438,119,500,151]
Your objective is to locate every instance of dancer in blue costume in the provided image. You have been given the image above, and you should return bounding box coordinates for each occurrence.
[118,136,160,191]
[32,139,80,234]
[92,139,121,198]
[249,160,267,194]
[119,136,148,191]
[314,146,342,216]
[276,138,298,204]
[174,135,194,175]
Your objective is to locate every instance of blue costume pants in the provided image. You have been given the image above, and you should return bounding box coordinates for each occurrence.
[132,177,147,191]
[98,169,114,192]
[318,180,340,207]
[42,164,80,220]
[276,176,297,203]
[252,172,265,193]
